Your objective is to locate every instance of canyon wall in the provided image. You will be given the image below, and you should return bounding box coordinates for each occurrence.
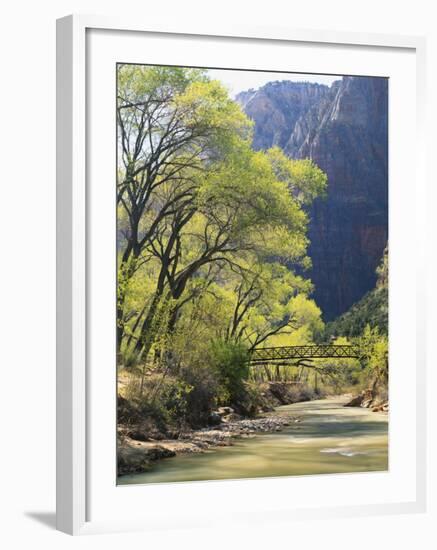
[237,76,388,320]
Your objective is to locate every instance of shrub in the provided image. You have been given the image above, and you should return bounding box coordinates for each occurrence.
[236,381,265,416]
[179,363,223,427]
[125,374,193,430]
[159,377,193,422]
[208,339,250,404]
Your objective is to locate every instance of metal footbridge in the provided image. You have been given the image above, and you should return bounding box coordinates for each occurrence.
[249,344,361,366]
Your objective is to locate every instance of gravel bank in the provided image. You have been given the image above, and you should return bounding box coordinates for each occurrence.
[118,412,301,476]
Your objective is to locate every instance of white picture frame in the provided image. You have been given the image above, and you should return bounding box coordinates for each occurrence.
[56,14,427,535]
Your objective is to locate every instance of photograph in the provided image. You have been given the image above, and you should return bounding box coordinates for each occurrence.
[116,64,389,485]
[0,0,431,544]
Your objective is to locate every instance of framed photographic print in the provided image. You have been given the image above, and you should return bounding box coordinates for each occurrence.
[56,15,427,535]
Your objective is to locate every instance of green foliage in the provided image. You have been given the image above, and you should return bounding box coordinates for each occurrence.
[318,336,363,390]
[358,325,388,388]
[122,372,193,429]
[208,339,250,404]
[179,363,224,427]
[117,65,328,362]
[158,378,193,423]
[266,147,327,205]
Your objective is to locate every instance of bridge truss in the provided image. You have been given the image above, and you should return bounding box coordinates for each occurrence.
[249,344,361,366]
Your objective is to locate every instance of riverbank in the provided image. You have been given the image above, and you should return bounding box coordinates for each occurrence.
[118,410,302,476]
[117,381,323,475]
[118,396,388,484]
[117,379,318,477]
[117,381,389,477]
[344,389,389,412]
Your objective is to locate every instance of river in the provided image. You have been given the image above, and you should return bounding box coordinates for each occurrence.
[118,396,388,485]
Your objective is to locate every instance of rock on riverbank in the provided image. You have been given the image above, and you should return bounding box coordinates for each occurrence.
[344,389,389,412]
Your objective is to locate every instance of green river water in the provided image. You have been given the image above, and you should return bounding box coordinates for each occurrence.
[118,397,388,485]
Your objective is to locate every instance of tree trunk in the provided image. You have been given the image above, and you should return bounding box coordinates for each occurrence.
[116,227,139,353]
[133,290,163,360]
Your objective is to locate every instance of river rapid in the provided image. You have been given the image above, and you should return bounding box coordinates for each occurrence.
[118,396,388,485]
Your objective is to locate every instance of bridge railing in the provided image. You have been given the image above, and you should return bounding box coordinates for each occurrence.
[249,344,361,364]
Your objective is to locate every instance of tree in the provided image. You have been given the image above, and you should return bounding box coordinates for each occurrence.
[117,65,251,349]
[117,65,328,367]
[358,325,388,391]
[126,145,325,361]
[223,261,314,349]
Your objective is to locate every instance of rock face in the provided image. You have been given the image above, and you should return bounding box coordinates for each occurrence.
[237,81,332,151]
[236,77,388,320]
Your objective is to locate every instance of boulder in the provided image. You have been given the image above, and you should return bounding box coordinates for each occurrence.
[208,411,222,426]
[344,394,364,407]
[117,440,177,477]
[217,406,234,416]
[146,446,176,461]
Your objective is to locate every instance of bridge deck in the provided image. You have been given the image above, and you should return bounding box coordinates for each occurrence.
[249,344,360,365]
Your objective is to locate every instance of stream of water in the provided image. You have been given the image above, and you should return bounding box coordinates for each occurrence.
[118,397,388,485]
